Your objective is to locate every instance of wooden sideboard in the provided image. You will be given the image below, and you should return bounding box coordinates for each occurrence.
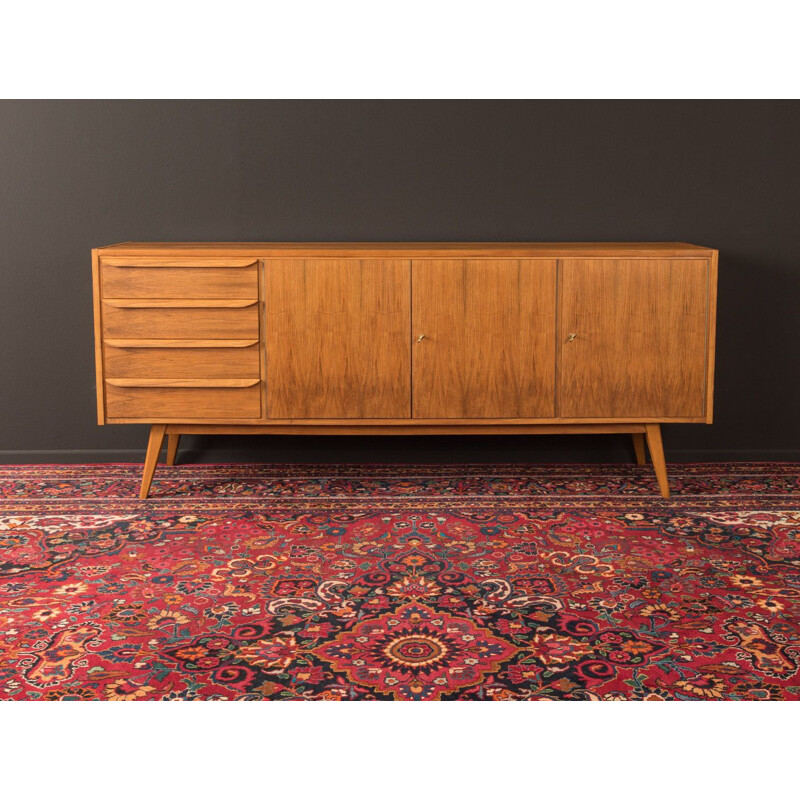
[91,242,718,498]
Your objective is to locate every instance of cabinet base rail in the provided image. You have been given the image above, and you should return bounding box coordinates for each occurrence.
[139,422,671,500]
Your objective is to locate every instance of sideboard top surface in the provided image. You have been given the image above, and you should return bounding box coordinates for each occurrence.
[95,242,715,258]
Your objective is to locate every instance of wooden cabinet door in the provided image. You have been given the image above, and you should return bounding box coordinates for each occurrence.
[558,259,710,419]
[412,260,557,418]
[265,259,411,418]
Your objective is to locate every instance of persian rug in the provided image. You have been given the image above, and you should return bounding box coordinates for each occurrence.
[0,463,798,701]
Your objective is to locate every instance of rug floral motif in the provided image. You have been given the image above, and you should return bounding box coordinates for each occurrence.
[0,463,798,700]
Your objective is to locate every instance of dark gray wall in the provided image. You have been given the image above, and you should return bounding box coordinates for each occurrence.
[1,100,798,462]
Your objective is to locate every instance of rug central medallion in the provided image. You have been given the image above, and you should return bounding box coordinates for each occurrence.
[314,602,515,700]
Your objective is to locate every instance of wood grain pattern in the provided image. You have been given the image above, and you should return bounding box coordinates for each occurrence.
[258,255,267,418]
[91,249,106,424]
[166,434,180,466]
[165,423,648,436]
[102,304,259,339]
[632,433,647,465]
[104,339,258,348]
[107,415,706,426]
[557,259,709,418]
[265,259,411,419]
[705,249,719,423]
[105,384,261,419]
[97,242,715,258]
[140,424,166,499]
[102,299,257,308]
[106,379,259,388]
[101,263,258,299]
[102,257,257,267]
[645,423,670,498]
[412,260,556,418]
[103,342,260,379]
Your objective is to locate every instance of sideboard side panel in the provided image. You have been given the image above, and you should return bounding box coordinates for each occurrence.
[92,248,106,424]
[705,250,719,423]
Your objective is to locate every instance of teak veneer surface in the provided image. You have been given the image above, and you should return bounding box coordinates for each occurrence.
[557,259,709,418]
[96,242,713,258]
[102,304,259,339]
[106,416,709,426]
[105,384,261,419]
[412,259,556,418]
[164,423,649,436]
[104,343,260,380]
[101,264,258,299]
[264,259,411,419]
[102,299,258,309]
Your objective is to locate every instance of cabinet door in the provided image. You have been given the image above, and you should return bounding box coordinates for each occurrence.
[558,259,709,419]
[412,259,556,418]
[265,259,411,418]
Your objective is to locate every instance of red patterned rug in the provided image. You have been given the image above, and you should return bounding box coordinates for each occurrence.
[0,463,798,700]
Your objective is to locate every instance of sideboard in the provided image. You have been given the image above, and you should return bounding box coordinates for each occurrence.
[91,242,718,498]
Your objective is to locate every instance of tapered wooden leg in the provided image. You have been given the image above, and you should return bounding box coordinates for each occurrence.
[644,423,670,499]
[166,434,181,466]
[632,433,647,465]
[140,424,166,499]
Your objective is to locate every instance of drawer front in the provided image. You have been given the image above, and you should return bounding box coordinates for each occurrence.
[101,261,258,299]
[102,303,259,339]
[105,383,261,419]
[103,341,260,380]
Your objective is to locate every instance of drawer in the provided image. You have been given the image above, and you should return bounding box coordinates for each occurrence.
[105,381,261,419]
[102,301,259,339]
[103,340,260,379]
[101,258,258,299]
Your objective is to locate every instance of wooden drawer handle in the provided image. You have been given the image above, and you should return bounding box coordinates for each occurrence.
[104,339,259,349]
[103,299,257,308]
[102,258,257,268]
[106,379,259,388]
